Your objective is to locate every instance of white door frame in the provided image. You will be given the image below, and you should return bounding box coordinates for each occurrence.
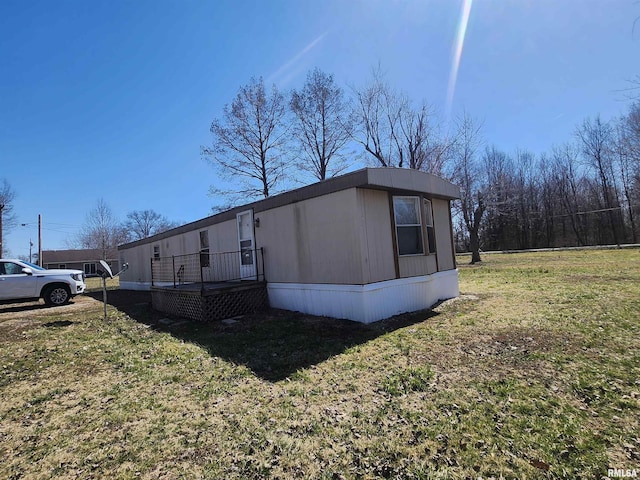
[236,210,257,280]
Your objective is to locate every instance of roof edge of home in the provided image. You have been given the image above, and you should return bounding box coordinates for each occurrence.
[118,167,460,251]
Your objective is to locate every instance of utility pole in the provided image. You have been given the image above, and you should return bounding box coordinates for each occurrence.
[0,203,4,258]
[38,214,42,267]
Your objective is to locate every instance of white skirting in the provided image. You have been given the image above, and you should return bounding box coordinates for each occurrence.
[267,270,459,324]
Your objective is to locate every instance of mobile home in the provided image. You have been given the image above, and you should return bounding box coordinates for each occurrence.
[118,168,460,323]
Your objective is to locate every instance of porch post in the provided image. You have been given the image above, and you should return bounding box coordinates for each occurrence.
[200,251,205,294]
[260,247,265,282]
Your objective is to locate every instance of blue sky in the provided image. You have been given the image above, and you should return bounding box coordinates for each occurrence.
[1,0,638,257]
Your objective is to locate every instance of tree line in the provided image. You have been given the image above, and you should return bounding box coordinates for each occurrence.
[453,106,639,261]
[3,71,637,263]
[203,68,640,262]
[73,199,179,259]
[0,184,179,260]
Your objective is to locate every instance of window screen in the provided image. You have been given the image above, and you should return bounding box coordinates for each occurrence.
[424,199,436,254]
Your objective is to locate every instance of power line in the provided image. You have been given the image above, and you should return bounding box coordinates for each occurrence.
[42,227,79,234]
[551,204,640,219]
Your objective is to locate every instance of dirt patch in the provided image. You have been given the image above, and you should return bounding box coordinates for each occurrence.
[424,325,586,389]
[0,296,98,342]
[0,295,98,322]
[0,290,151,341]
[461,326,582,357]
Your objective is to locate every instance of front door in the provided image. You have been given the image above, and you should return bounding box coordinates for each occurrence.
[236,210,257,280]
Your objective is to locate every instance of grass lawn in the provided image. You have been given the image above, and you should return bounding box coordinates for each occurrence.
[84,276,120,292]
[1,249,638,479]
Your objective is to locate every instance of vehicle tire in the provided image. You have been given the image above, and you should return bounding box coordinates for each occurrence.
[44,285,71,306]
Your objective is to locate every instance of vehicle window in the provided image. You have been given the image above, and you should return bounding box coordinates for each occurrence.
[21,261,45,271]
[1,262,24,275]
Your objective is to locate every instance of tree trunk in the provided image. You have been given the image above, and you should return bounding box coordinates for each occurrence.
[469,228,482,264]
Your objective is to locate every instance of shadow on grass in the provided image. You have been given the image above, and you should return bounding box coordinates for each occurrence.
[0,300,82,314]
[0,302,49,314]
[90,289,439,382]
[43,320,76,327]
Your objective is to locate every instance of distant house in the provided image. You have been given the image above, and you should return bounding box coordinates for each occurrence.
[118,168,461,323]
[43,249,120,276]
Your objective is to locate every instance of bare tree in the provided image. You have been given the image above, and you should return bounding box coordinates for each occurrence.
[354,68,453,173]
[353,70,400,167]
[77,199,128,259]
[450,114,485,263]
[0,179,17,257]
[124,210,178,241]
[398,102,456,175]
[290,68,354,181]
[514,150,540,249]
[621,74,640,100]
[203,77,289,202]
[620,102,640,165]
[614,102,640,242]
[481,147,520,251]
[551,144,589,246]
[539,153,559,246]
[575,116,623,245]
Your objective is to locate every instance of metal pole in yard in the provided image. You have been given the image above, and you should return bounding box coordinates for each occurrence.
[0,204,4,258]
[102,276,108,321]
[150,257,154,287]
[38,214,42,267]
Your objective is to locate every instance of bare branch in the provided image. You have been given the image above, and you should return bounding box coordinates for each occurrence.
[124,210,179,241]
[202,77,290,202]
[290,68,355,181]
[77,199,128,258]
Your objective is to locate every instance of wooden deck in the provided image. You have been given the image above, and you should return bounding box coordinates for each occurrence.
[158,280,264,294]
[151,281,268,321]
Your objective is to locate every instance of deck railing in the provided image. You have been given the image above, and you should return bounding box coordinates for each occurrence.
[151,248,265,288]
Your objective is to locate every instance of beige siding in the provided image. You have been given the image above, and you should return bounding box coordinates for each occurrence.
[120,243,153,283]
[206,219,239,253]
[157,231,196,259]
[433,198,455,271]
[356,189,396,283]
[149,221,238,259]
[398,254,437,278]
[118,169,459,287]
[256,188,365,284]
[119,221,240,283]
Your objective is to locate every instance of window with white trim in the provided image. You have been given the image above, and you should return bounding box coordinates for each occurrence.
[84,263,97,275]
[153,245,160,260]
[393,196,424,256]
[424,198,436,254]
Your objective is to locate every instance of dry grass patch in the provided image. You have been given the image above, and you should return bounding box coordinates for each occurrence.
[1,248,639,479]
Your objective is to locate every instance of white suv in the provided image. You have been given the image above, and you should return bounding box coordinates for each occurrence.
[0,259,86,306]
